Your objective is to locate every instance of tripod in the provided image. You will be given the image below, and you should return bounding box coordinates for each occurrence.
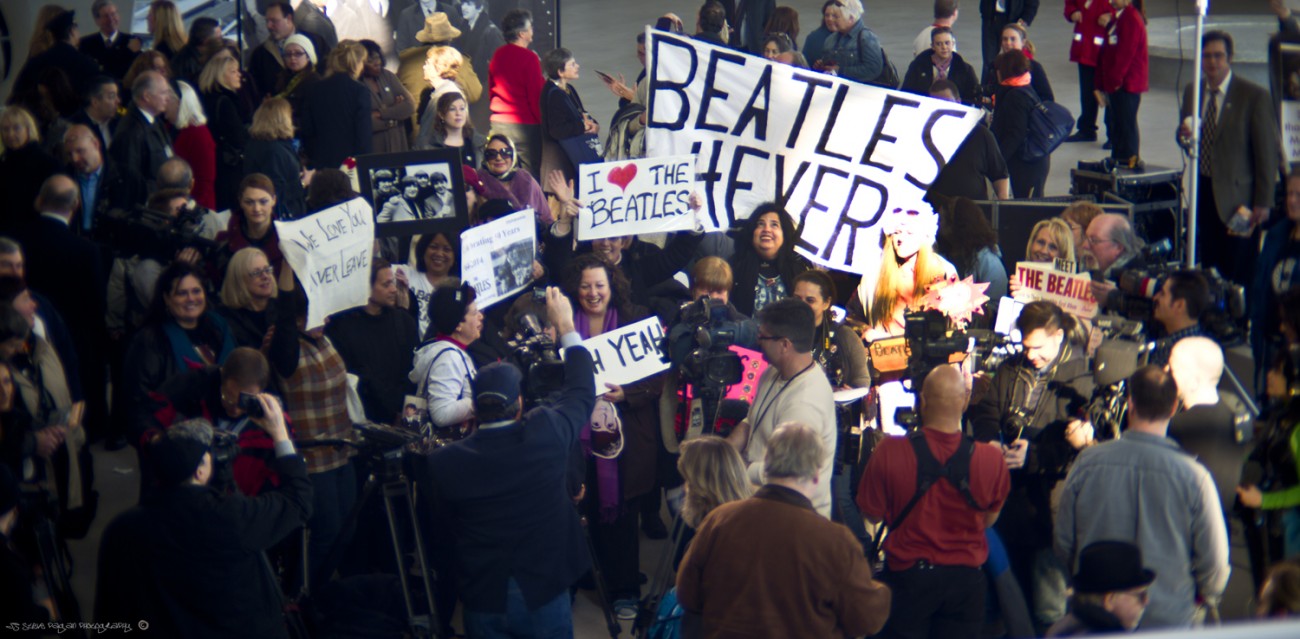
[632,511,688,637]
[20,486,84,638]
[580,511,623,638]
[312,445,441,639]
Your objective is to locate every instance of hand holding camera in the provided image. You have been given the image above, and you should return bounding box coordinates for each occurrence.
[244,393,289,443]
[546,287,576,337]
[1002,439,1029,469]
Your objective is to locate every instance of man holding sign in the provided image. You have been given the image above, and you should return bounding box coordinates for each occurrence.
[725,298,837,519]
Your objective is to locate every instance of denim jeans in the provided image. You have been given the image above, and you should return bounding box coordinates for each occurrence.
[463,578,573,639]
[308,462,357,583]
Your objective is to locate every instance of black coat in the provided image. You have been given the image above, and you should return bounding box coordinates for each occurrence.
[299,73,373,169]
[249,31,331,98]
[21,216,107,369]
[0,144,59,236]
[217,297,300,379]
[325,306,418,424]
[77,31,141,80]
[67,109,120,152]
[901,51,981,104]
[424,342,595,612]
[979,0,1040,23]
[200,88,250,211]
[68,158,131,234]
[990,84,1040,164]
[94,453,312,638]
[12,41,101,96]
[243,138,306,220]
[109,106,173,208]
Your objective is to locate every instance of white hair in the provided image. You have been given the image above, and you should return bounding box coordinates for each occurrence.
[835,0,864,21]
[174,81,208,128]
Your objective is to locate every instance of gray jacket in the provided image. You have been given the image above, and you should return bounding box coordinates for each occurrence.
[1054,430,1230,630]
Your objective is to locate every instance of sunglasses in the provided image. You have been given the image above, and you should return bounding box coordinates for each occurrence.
[484,148,514,160]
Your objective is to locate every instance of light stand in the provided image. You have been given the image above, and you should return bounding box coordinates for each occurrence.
[1186,0,1209,268]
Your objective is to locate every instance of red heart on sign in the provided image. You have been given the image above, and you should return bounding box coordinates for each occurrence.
[607,164,638,192]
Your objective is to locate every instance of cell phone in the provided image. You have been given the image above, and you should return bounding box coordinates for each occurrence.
[594,69,615,84]
[238,392,265,418]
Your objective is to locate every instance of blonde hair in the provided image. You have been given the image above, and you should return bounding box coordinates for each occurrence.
[327,40,367,79]
[173,81,207,128]
[0,106,42,146]
[149,1,188,53]
[249,97,295,140]
[198,51,237,94]
[28,5,69,57]
[220,248,278,309]
[869,241,950,329]
[425,46,464,80]
[1025,218,1076,264]
[678,436,751,528]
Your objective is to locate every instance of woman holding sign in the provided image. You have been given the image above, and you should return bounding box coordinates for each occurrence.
[563,253,664,619]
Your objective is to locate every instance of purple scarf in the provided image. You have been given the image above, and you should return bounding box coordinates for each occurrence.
[576,308,622,522]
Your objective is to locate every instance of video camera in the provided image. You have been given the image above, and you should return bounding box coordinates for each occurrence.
[664,297,757,388]
[506,301,565,407]
[1111,255,1246,346]
[95,204,221,262]
[891,310,977,431]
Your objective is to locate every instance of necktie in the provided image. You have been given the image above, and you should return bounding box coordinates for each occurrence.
[1200,87,1219,178]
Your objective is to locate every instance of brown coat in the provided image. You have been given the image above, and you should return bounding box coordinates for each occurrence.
[677,486,891,638]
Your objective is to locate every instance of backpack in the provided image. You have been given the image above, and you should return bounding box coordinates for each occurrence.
[1021,92,1074,162]
[869,430,988,559]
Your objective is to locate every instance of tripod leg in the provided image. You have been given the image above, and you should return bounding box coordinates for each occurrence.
[382,481,436,639]
[632,512,687,637]
[312,474,380,593]
[390,479,443,639]
[581,516,623,638]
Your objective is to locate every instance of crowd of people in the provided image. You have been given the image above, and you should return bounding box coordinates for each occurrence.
[3,0,1300,637]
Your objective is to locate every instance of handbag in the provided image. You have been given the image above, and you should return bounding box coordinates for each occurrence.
[559,132,603,168]
[1021,91,1074,162]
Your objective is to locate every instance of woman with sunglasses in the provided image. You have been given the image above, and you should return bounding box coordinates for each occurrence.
[479,133,553,225]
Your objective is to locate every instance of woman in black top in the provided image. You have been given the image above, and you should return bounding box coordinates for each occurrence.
[990,50,1050,199]
[539,47,599,185]
[0,106,59,236]
[729,203,809,317]
[198,53,250,211]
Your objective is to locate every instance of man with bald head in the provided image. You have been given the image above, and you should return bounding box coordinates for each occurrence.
[857,364,1011,639]
[64,124,127,234]
[1168,337,1246,512]
[110,70,175,207]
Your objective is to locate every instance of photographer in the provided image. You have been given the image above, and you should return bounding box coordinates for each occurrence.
[422,287,595,637]
[1148,270,1213,367]
[410,282,482,436]
[969,301,1095,631]
[106,188,207,338]
[96,413,312,638]
[135,347,287,497]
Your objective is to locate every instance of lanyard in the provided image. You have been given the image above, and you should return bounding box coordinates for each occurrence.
[751,362,816,431]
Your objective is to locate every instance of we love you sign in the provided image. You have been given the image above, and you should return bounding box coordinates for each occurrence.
[576,155,697,241]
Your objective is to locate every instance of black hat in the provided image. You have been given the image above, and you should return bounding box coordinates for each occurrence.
[474,361,523,408]
[150,434,211,486]
[1072,541,1157,594]
[0,465,19,515]
[428,282,476,338]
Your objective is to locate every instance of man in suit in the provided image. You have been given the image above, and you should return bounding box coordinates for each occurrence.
[13,10,102,97]
[64,125,128,235]
[424,288,593,637]
[979,0,1039,80]
[716,0,774,55]
[110,71,175,211]
[21,176,110,442]
[68,76,121,151]
[78,0,141,81]
[1178,30,1280,287]
[250,2,332,98]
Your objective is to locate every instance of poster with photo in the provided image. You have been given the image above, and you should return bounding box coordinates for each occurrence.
[460,209,537,309]
[355,149,469,238]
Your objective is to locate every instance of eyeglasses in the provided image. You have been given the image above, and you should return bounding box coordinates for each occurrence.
[757,334,785,342]
[285,50,308,59]
[1083,235,1115,247]
[247,266,274,279]
[484,148,514,160]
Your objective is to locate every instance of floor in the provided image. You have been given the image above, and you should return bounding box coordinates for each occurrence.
[64,1,1290,637]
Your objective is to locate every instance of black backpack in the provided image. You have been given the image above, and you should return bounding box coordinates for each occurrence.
[871,48,900,90]
[869,430,989,559]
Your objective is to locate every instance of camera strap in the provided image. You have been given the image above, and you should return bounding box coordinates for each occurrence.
[890,431,986,534]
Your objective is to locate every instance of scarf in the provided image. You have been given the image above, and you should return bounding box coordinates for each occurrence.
[1001,73,1032,87]
[931,54,952,80]
[163,313,235,372]
[575,308,622,521]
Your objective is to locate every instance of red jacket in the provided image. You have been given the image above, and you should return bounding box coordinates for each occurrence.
[488,43,543,125]
[1065,0,1115,67]
[1096,7,1148,94]
[173,125,217,210]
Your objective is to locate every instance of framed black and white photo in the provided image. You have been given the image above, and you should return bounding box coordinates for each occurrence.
[355,149,469,238]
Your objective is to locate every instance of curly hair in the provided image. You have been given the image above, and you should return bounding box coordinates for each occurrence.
[561,253,635,321]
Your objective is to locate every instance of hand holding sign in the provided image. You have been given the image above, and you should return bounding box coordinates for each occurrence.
[577,155,697,241]
[276,197,375,329]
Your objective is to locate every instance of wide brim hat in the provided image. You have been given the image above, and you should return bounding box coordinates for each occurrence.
[415,13,462,44]
[1072,541,1157,594]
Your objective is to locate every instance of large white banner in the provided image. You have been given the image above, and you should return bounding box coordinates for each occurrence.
[577,155,697,241]
[646,30,981,274]
[460,209,537,310]
[583,317,669,392]
[276,197,375,330]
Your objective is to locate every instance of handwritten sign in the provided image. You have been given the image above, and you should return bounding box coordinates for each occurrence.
[460,209,536,310]
[646,29,981,274]
[577,155,697,240]
[583,317,669,391]
[1013,261,1099,319]
[276,197,375,329]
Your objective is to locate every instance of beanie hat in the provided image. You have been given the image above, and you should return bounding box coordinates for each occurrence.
[283,34,318,65]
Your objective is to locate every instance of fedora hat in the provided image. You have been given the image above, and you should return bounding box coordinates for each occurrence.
[1072,541,1157,594]
[415,13,462,44]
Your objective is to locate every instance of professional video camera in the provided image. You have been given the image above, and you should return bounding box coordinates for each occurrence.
[1106,240,1247,345]
[506,298,566,407]
[664,297,756,388]
[890,310,976,431]
[95,204,221,261]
